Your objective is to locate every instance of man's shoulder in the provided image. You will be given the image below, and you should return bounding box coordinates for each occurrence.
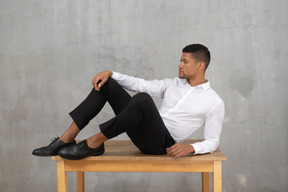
[206,87,224,105]
[162,77,183,86]
[164,77,186,85]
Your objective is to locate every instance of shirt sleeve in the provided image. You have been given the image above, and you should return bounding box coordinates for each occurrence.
[191,100,225,154]
[112,71,171,98]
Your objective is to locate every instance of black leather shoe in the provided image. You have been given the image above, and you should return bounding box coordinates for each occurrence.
[58,140,105,160]
[32,137,76,156]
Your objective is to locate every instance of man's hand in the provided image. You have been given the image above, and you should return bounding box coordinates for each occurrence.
[92,71,113,91]
[166,143,195,158]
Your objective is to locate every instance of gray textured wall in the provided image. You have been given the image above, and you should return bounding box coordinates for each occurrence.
[0,0,287,192]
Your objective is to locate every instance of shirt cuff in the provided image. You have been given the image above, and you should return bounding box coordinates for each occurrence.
[111,71,120,79]
[191,143,201,155]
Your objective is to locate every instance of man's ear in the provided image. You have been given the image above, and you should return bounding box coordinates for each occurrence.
[198,61,206,70]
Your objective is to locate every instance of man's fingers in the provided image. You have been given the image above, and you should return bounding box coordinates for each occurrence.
[172,149,181,157]
[97,77,108,90]
[92,76,100,89]
[174,152,184,158]
[170,150,181,158]
[93,76,104,91]
[166,144,177,154]
[167,146,181,157]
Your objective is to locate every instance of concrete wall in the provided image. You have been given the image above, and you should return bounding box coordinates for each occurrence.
[0,0,287,191]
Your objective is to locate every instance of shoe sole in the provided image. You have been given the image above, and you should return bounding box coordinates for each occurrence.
[58,150,105,160]
[32,152,58,157]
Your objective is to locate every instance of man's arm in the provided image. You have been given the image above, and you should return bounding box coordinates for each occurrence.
[111,72,172,98]
[92,71,171,98]
[191,100,225,155]
[167,100,225,158]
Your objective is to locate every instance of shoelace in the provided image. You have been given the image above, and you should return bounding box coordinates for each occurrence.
[78,140,86,147]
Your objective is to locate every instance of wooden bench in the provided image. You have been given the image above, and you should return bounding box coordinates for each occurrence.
[52,140,226,192]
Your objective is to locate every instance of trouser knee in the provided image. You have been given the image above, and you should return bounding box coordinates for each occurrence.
[130,92,155,112]
[100,77,117,91]
[133,92,153,103]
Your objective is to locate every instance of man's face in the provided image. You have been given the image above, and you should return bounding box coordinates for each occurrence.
[178,52,200,80]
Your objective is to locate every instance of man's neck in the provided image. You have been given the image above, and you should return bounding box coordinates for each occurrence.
[187,77,206,87]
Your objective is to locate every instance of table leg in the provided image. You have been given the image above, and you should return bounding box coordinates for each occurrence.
[56,160,68,192]
[77,172,85,192]
[202,172,210,192]
[213,161,222,192]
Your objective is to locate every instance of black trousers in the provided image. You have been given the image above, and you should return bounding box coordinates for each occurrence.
[69,78,175,154]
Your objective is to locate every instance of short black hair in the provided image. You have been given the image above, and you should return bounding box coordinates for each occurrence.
[182,44,210,70]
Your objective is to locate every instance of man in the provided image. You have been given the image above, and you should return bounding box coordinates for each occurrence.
[32,44,225,160]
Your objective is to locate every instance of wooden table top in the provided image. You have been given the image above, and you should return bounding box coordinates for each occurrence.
[52,140,226,162]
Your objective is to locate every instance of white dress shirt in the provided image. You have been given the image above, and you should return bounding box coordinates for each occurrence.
[112,72,225,154]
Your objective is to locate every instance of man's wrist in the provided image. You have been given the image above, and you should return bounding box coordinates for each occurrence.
[108,71,113,77]
[190,145,195,154]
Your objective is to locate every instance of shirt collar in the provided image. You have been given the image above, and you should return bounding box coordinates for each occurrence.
[198,80,210,91]
[182,79,210,91]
